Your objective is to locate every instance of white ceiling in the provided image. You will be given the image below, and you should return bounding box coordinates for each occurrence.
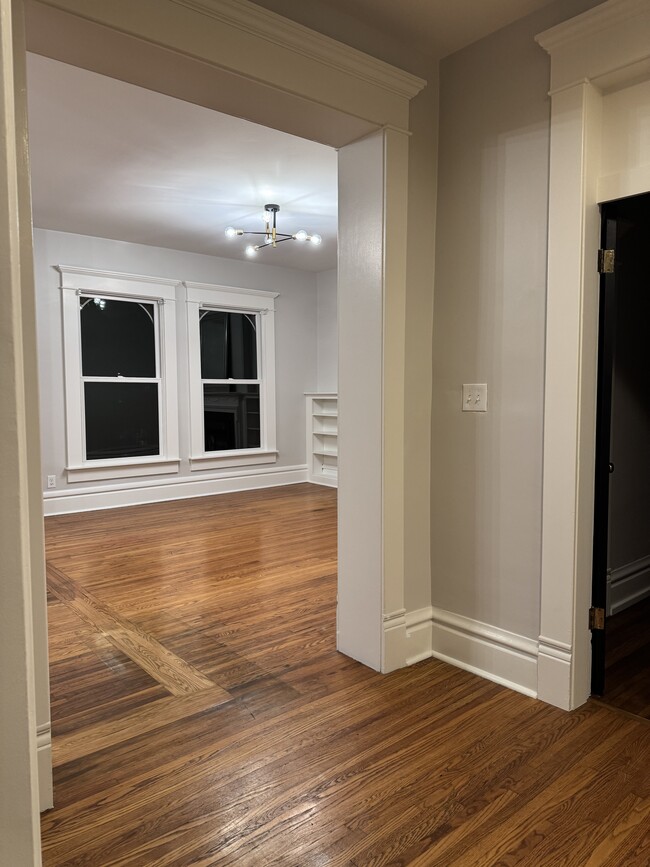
[26,0,582,274]
[26,54,339,272]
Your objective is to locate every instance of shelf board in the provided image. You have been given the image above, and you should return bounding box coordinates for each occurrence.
[313,411,337,418]
[313,450,338,458]
[314,430,338,436]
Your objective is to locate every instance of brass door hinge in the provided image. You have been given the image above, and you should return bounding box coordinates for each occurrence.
[598,249,615,273]
[589,607,605,630]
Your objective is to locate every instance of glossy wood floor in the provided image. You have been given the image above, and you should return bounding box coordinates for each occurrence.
[597,596,650,720]
[43,485,650,865]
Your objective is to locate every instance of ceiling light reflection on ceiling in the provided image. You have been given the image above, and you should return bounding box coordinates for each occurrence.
[225,204,322,257]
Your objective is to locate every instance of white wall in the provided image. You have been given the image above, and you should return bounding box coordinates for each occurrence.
[34,229,321,507]
[316,268,337,392]
[432,0,601,643]
[599,79,650,203]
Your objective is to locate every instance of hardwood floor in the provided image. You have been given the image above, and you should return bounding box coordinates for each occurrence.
[596,596,650,720]
[42,484,650,865]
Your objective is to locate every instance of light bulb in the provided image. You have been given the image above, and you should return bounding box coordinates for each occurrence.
[264,234,274,244]
[310,233,322,246]
[245,245,258,257]
[225,226,237,238]
[263,210,271,223]
[294,230,308,242]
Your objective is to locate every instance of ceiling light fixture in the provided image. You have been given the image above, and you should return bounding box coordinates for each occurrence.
[225,204,322,257]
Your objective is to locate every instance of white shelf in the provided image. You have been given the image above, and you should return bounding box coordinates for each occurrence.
[305,392,338,487]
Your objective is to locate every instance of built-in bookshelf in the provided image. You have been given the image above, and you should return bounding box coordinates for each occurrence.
[305,393,338,487]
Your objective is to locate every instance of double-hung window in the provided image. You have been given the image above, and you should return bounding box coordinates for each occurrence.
[186,281,277,470]
[58,267,179,481]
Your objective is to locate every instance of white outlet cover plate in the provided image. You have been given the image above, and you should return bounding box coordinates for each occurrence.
[462,383,487,412]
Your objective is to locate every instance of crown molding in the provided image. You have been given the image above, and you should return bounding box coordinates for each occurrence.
[536,0,649,53]
[169,0,426,100]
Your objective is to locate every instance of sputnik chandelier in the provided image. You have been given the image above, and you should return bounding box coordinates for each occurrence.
[225,204,322,257]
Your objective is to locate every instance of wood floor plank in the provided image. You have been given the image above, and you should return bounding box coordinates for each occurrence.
[600,596,650,720]
[52,686,232,767]
[41,485,650,866]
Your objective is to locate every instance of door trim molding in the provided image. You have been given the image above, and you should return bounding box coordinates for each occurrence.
[536,0,650,709]
[168,0,425,99]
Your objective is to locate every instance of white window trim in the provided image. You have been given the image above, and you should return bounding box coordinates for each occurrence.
[184,281,278,471]
[57,266,180,482]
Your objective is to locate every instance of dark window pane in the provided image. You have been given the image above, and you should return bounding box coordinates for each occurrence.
[203,384,260,451]
[80,297,156,377]
[200,310,257,380]
[84,382,159,460]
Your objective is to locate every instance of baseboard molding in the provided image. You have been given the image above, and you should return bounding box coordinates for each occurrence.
[37,721,53,811]
[607,555,650,616]
[404,606,434,666]
[43,464,309,515]
[402,605,538,699]
[537,635,573,711]
[382,608,407,673]
[307,475,338,489]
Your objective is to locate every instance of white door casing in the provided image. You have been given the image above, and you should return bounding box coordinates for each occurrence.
[0,0,45,863]
[536,0,650,709]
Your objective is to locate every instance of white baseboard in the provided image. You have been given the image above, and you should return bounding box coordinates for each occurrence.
[402,605,538,699]
[43,464,309,515]
[382,608,407,673]
[537,635,573,711]
[307,476,338,488]
[607,555,650,616]
[404,606,434,665]
[37,721,53,811]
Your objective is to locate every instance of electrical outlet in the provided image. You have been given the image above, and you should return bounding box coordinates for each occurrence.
[47,475,57,489]
[462,383,487,412]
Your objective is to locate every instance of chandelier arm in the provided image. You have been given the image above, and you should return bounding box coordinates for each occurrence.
[227,204,321,253]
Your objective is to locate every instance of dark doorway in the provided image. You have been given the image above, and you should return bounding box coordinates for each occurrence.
[591,192,650,718]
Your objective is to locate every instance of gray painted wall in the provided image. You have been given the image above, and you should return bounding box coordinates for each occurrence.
[432,0,601,640]
[34,229,321,494]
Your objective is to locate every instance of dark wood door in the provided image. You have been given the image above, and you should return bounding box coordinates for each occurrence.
[591,192,650,695]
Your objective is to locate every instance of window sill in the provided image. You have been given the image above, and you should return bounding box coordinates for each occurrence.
[189,450,278,471]
[66,458,180,483]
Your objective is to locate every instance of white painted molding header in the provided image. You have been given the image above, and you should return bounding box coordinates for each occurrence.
[169,0,427,99]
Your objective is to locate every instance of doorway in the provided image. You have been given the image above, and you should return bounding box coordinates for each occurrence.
[591,191,650,719]
[27,47,344,795]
